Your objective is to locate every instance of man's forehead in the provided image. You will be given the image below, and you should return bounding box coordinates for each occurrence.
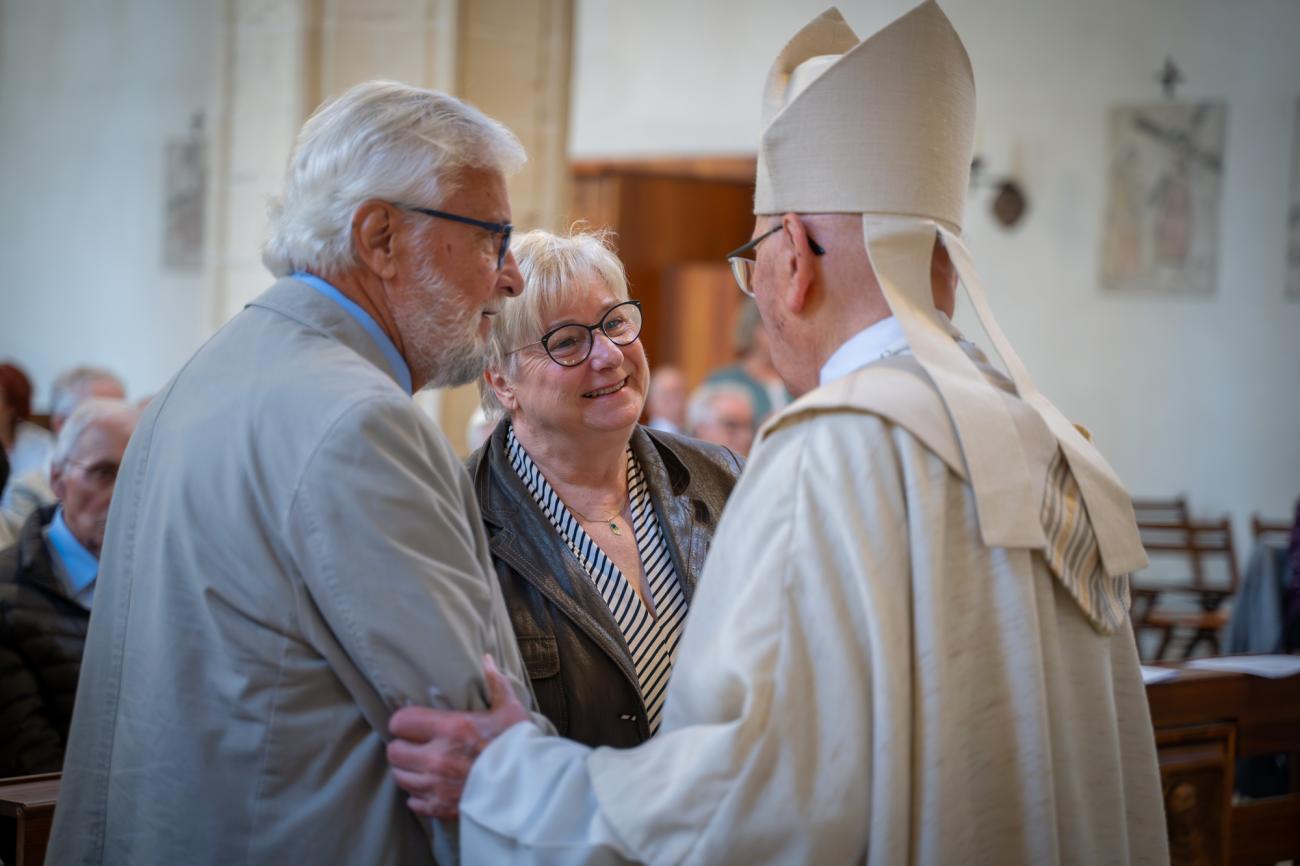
[71,418,132,459]
[446,166,511,219]
[83,380,125,399]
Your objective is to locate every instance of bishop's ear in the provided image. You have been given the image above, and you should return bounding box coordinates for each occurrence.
[780,213,818,313]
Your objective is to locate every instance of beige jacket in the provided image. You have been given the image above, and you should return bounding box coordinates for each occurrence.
[48,278,531,865]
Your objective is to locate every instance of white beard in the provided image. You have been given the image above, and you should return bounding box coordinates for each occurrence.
[393,259,489,391]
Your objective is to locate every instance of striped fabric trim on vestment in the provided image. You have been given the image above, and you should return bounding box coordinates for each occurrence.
[506,425,687,733]
[1040,448,1131,634]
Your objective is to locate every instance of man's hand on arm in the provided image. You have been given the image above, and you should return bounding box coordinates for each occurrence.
[387,654,531,819]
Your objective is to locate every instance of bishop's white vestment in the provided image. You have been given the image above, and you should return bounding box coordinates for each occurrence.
[457,332,1169,866]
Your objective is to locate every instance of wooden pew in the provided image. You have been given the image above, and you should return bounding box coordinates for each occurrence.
[0,773,59,866]
[1147,661,1300,866]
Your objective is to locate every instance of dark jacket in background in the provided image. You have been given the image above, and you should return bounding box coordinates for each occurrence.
[468,422,742,748]
[0,504,90,777]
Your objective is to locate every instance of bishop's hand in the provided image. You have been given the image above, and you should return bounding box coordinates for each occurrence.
[387,654,530,819]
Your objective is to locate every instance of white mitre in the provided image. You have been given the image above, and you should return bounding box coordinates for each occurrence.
[756,2,1146,576]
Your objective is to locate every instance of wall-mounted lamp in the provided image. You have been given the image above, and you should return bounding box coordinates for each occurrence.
[970,156,1029,229]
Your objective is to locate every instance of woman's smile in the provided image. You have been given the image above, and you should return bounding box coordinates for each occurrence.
[582,378,628,399]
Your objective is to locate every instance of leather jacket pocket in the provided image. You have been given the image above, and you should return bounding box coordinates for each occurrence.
[517,634,560,680]
[516,634,565,733]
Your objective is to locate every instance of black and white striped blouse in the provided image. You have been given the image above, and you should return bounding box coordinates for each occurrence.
[506,424,687,734]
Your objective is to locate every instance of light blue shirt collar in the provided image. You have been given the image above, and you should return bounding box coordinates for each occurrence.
[292,272,413,394]
[46,507,98,607]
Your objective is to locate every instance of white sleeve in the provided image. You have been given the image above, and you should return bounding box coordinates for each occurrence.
[460,722,638,865]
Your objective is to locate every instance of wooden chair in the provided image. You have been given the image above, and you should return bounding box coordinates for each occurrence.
[1133,508,1241,660]
[1251,513,1293,543]
[1130,496,1192,626]
[1133,495,1191,525]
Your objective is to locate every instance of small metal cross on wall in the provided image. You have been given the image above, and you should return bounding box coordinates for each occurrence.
[1157,57,1184,100]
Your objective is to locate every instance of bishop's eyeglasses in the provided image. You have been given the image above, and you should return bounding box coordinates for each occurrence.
[725,223,826,297]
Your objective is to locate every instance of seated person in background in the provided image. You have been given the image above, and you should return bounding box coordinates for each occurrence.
[644,365,687,434]
[0,398,140,777]
[703,301,790,428]
[0,362,53,508]
[453,229,742,748]
[0,365,126,547]
[687,381,756,458]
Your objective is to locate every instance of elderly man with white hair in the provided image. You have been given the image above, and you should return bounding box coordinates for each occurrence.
[49,81,538,865]
[686,381,756,457]
[385,5,1168,865]
[0,365,126,547]
[0,398,139,778]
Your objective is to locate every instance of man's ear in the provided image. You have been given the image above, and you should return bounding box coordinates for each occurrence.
[49,462,66,501]
[484,367,517,414]
[352,201,401,279]
[780,213,817,314]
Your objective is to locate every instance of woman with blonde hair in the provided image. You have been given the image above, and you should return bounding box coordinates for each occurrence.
[469,228,742,747]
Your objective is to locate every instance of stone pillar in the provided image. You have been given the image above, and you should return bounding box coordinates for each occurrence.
[439,0,574,453]
[208,0,322,328]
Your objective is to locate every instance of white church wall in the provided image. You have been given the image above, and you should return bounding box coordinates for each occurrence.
[0,0,219,404]
[571,0,1300,532]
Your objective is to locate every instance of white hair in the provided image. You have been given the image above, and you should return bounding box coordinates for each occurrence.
[50,365,125,423]
[262,80,526,278]
[687,382,755,433]
[480,228,630,418]
[51,398,140,468]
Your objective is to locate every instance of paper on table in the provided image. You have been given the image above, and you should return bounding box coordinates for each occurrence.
[1184,655,1300,679]
[1140,665,1180,684]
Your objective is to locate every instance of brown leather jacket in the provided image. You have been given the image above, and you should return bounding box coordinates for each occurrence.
[467,422,742,748]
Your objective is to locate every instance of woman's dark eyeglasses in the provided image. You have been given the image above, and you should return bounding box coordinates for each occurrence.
[397,204,513,270]
[510,301,643,367]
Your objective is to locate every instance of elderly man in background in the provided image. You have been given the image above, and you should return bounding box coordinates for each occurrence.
[387,5,1168,864]
[0,365,125,547]
[703,302,789,427]
[686,381,756,457]
[49,81,538,866]
[644,365,687,435]
[0,398,139,777]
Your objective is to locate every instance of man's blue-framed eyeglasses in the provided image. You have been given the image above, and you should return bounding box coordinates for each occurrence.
[399,205,513,270]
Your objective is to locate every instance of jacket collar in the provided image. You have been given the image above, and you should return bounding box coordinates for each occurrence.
[246,277,408,393]
[627,426,704,599]
[15,504,77,603]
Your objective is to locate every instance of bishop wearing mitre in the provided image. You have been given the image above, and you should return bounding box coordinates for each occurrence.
[387,4,1170,864]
